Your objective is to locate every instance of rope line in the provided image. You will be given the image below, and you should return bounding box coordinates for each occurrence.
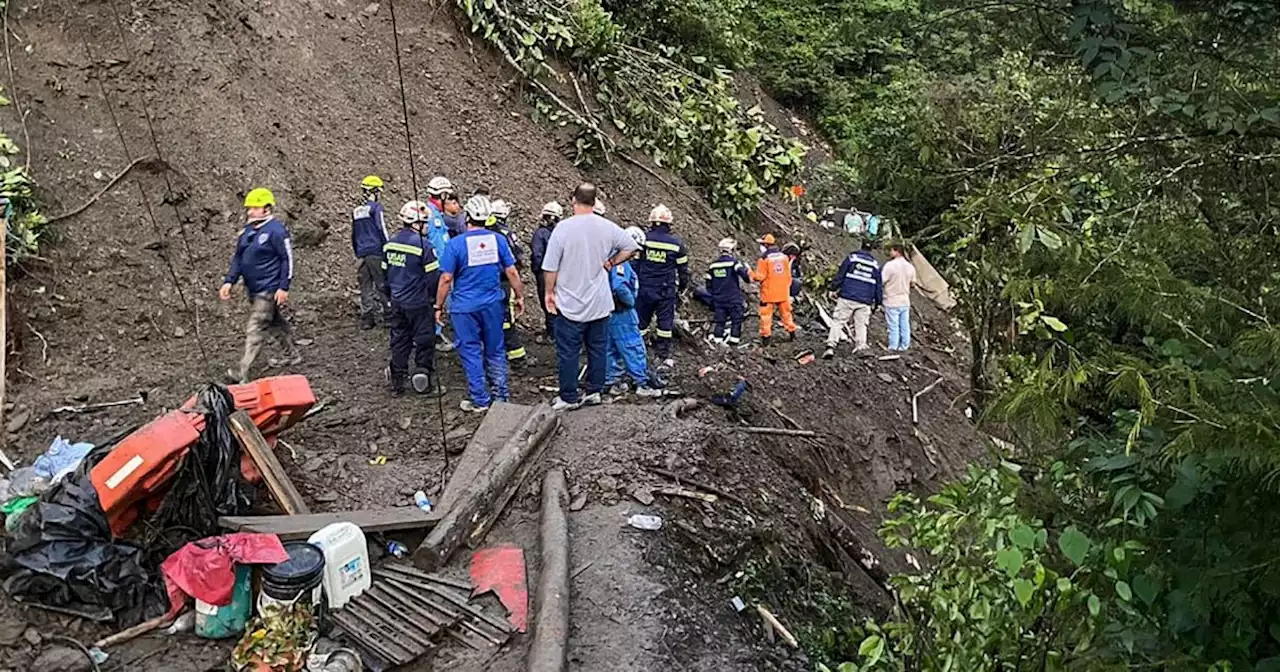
[387,0,451,475]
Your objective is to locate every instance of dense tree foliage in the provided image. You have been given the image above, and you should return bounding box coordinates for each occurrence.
[603,0,1280,669]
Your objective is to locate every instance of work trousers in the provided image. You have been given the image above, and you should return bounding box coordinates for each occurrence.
[758,300,796,338]
[635,289,676,358]
[357,254,388,321]
[239,294,297,381]
[388,303,436,382]
[534,271,554,338]
[827,298,871,351]
[453,302,509,407]
[607,310,650,388]
[886,305,912,351]
[712,302,745,344]
[502,285,526,361]
[554,315,608,404]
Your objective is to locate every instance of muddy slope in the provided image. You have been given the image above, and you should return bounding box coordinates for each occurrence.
[0,0,983,669]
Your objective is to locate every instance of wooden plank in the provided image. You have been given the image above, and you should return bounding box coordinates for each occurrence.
[219,507,442,540]
[229,410,310,515]
[528,468,570,672]
[439,401,532,511]
[414,403,559,570]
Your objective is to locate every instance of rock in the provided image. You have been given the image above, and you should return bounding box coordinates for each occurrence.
[569,493,587,511]
[173,326,186,338]
[630,486,654,506]
[362,2,380,16]
[0,618,25,647]
[315,491,339,503]
[31,646,92,672]
[596,475,618,492]
[296,338,315,346]
[301,456,327,473]
[426,482,441,496]
[22,627,40,646]
[877,372,895,384]
[398,417,412,430]
[446,426,470,442]
[6,409,30,434]
[605,464,623,477]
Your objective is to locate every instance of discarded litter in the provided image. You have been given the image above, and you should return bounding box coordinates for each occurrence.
[368,455,387,466]
[387,541,409,558]
[627,514,663,531]
[731,596,746,612]
[414,490,434,514]
[33,436,95,484]
[308,522,371,610]
[795,350,815,366]
[710,379,749,409]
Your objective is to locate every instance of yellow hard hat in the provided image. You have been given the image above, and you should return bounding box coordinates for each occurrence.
[243,188,275,208]
[361,175,384,189]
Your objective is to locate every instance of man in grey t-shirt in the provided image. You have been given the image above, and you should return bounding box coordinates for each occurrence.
[542,183,640,409]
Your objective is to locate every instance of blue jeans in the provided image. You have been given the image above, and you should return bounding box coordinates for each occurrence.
[886,305,911,350]
[453,302,509,406]
[554,315,608,403]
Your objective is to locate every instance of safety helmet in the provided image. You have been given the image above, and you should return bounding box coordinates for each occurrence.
[540,201,563,219]
[648,204,673,225]
[757,233,776,245]
[782,242,801,255]
[717,237,737,253]
[490,199,511,221]
[399,200,429,224]
[464,194,492,224]
[427,176,454,196]
[243,188,275,208]
[361,175,384,190]
[592,198,607,216]
[624,226,647,248]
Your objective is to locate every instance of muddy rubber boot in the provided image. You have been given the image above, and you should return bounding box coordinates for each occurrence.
[760,335,771,348]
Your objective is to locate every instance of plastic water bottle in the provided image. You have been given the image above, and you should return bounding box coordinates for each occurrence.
[387,541,408,558]
[414,491,433,513]
[627,514,663,531]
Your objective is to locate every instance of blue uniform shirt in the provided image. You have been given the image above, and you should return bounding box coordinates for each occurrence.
[634,224,690,295]
[611,261,639,311]
[382,227,441,309]
[705,253,751,305]
[351,200,388,258]
[441,229,516,314]
[225,218,293,295]
[424,203,451,262]
[834,249,883,305]
[530,223,553,273]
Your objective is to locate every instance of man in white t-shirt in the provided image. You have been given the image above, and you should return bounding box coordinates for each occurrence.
[541,183,640,410]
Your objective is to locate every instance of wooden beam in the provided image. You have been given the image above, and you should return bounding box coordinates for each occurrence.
[414,403,559,570]
[219,508,442,540]
[528,468,570,672]
[229,410,310,515]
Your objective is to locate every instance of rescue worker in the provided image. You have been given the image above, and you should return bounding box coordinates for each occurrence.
[425,176,459,351]
[530,201,563,343]
[488,199,535,367]
[705,237,751,346]
[352,175,390,329]
[382,201,443,396]
[633,204,689,367]
[219,187,300,383]
[606,226,664,397]
[436,195,524,413]
[750,233,797,345]
[783,241,805,300]
[824,238,883,359]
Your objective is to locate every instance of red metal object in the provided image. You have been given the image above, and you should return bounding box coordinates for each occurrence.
[470,545,528,632]
[89,376,315,538]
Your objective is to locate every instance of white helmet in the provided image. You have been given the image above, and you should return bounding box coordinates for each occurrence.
[592,198,607,216]
[648,204,673,225]
[399,200,429,224]
[540,201,563,218]
[717,237,737,253]
[427,176,454,196]
[464,194,492,223]
[624,226,646,248]
[490,199,511,221]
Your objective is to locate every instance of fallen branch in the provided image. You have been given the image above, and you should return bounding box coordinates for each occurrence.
[50,393,146,415]
[756,604,798,648]
[735,426,817,438]
[45,156,158,224]
[664,397,701,419]
[25,322,48,364]
[912,377,944,425]
[655,486,717,504]
[528,467,570,672]
[646,466,746,506]
[769,405,804,431]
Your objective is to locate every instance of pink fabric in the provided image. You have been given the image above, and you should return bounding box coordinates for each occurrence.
[161,532,288,616]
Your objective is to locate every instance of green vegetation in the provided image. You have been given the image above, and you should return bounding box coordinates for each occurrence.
[594,0,1280,669]
[0,85,43,262]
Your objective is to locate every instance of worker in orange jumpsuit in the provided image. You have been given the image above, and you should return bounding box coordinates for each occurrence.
[750,234,797,345]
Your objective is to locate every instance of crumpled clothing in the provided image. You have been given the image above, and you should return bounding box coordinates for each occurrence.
[161,532,288,617]
[34,436,95,484]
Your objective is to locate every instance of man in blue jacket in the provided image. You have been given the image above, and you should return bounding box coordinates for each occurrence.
[530,201,562,343]
[824,238,883,359]
[219,187,300,383]
[352,175,390,330]
[705,237,752,346]
[634,204,689,367]
[382,201,443,396]
[488,199,535,367]
[436,195,525,413]
[607,227,664,397]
